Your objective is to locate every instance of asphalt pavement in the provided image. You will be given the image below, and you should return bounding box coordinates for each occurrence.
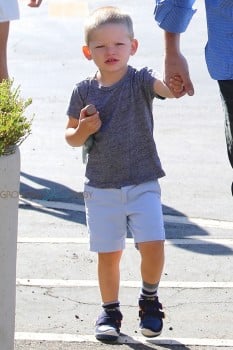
[7,0,233,349]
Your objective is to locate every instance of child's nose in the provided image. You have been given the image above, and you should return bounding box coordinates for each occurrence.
[106,45,115,54]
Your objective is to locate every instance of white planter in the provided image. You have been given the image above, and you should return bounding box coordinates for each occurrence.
[0,147,20,350]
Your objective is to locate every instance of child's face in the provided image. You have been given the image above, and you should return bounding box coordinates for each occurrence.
[83,23,138,75]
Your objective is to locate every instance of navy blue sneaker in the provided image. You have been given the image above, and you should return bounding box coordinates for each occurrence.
[139,296,165,337]
[95,308,123,341]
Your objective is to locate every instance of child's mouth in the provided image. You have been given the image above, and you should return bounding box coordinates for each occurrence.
[105,58,118,64]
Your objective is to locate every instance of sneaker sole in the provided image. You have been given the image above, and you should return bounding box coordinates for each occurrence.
[95,333,119,341]
[140,327,162,338]
[95,327,119,341]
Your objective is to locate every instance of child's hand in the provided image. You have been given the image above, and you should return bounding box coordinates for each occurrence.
[169,75,185,94]
[79,105,102,136]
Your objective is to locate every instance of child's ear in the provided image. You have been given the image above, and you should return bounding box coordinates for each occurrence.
[130,39,138,56]
[82,46,92,60]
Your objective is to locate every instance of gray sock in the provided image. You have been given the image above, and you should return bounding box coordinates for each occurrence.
[140,281,159,299]
[102,301,120,311]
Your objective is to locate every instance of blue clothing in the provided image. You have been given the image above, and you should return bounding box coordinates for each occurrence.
[154,0,233,80]
[0,0,19,22]
[67,66,165,189]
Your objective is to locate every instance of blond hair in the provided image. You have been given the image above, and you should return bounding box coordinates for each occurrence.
[84,6,134,45]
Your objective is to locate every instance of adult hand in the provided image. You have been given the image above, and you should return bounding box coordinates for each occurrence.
[164,51,194,98]
[28,0,43,7]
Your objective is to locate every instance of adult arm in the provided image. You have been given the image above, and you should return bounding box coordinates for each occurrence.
[164,32,194,97]
[154,0,196,97]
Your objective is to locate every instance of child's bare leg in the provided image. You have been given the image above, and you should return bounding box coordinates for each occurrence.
[138,240,164,284]
[0,22,9,82]
[95,250,123,341]
[98,250,123,303]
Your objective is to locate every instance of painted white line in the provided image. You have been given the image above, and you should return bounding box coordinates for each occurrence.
[18,237,90,244]
[167,238,233,245]
[16,279,233,289]
[17,236,233,245]
[165,214,233,230]
[19,197,85,213]
[19,198,233,230]
[14,332,233,347]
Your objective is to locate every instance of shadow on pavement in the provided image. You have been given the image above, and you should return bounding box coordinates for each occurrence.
[20,171,84,204]
[20,172,233,256]
[100,334,192,349]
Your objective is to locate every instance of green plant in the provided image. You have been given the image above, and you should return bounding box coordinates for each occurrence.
[0,79,33,156]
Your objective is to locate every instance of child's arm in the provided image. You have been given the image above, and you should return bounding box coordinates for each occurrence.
[153,76,184,98]
[65,106,101,147]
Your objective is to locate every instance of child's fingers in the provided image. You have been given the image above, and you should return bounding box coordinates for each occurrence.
[170,76,183,85]
[171,80,183,87]
[173,74,183,82]
[169,75,184,93]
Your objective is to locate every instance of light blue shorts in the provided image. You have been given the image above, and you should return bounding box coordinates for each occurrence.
[0,0,19,22]
[83,180,165,253]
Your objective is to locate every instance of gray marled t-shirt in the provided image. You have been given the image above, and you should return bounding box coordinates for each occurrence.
[67,65,165,188]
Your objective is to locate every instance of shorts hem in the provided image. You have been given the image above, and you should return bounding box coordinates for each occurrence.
[90,242,125,253]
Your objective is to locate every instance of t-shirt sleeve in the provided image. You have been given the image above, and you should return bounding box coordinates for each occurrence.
[138,67,165,100]
[66,83,85,119]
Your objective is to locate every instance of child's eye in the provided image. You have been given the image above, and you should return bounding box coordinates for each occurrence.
[116,43,124,46]
[96,45,104,49]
